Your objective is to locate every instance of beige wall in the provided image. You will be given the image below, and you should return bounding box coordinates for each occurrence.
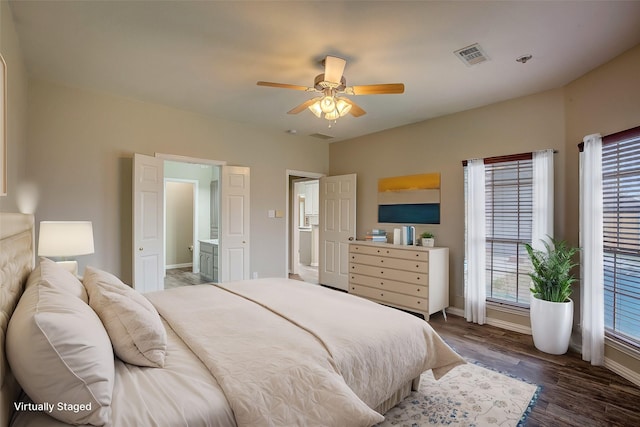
[330,88,567,310]
[165,181,195,267]
[25,79,329,281]
[0,1,29,213]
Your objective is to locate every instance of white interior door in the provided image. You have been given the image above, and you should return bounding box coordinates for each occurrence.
[133,153,164,293]
[319,173,356,290]
[220,165,250,282]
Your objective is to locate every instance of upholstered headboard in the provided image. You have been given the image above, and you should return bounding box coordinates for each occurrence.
[0,213,35,427]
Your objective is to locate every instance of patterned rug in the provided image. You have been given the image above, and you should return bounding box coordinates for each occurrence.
[377,363,540,426]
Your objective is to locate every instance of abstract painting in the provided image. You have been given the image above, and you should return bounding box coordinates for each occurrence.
[378,173,441,224]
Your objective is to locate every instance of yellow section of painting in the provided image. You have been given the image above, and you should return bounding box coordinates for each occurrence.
[378,173,441,192]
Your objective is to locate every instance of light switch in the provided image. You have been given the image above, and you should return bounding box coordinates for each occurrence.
[268,209,276,218]
[275,210,284,218]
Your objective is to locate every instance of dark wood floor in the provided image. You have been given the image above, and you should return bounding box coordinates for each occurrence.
[428,313,640,427]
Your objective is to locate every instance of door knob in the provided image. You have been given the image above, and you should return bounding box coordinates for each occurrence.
[348,236,354,241]
[138,247,143,251]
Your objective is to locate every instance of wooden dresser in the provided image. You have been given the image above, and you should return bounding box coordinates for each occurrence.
[348,241,449,320]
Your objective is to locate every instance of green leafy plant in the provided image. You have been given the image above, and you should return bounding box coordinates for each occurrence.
[421,231,434,239]
[525,238,579,303]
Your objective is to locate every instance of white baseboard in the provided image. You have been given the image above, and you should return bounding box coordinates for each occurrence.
[446,307,464,317]
[486,318,532,335]
[166,263,193,270]
[605,357,640,387]
[444,307,532,335]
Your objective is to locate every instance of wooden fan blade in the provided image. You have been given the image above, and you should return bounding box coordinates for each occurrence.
[324,56,347,84]
[287,98,320,114]
[349,83,405,95]
[342,98,366,117]
[257,81,311,91]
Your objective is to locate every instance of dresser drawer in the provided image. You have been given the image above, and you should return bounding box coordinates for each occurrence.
[350,284,427,312]
[349,263,427,285]
[350,273,427,297]
[349,243,429,261]
[350,244,429,261]
[350,253,427,272]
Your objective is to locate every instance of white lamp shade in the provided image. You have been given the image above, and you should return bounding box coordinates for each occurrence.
[38,221,95,257]
[308,101,322,118]
[335,98,352,117]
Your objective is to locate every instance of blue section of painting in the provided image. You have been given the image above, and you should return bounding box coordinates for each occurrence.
[378,203,441,224]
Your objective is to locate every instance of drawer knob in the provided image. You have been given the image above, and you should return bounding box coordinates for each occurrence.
[380,260,384,263]
[416,288,420,292]
[380,293,384,297]
[417,301,421,304]
[416,264,419,268]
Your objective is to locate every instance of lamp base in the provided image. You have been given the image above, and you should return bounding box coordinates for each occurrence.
[56,260,78,276]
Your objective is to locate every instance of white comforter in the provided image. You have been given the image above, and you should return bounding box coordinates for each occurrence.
[147,278,464,427]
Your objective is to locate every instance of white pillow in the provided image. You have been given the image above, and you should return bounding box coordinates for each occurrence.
[7,285,114,426]
[26,257,88,302]
[83,266,167,368]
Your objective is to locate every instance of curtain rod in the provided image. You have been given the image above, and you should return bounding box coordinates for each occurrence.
[577,125,640,152]
[461,149,557,166]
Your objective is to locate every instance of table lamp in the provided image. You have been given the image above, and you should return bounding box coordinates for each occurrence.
[38,221,94,275]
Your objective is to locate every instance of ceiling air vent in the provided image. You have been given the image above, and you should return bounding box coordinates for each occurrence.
[454,43,490,67]
[309,133,334,140]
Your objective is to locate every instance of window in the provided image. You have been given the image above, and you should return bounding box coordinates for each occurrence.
[464,152,545,308]
[484,157,533,305]
[602,127,640,346]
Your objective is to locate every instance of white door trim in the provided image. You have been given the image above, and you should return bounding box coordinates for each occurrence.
[285,170,325,277]
[156,153,226,167]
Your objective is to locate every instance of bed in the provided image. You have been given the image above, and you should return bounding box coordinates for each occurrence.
[0,212,464,427]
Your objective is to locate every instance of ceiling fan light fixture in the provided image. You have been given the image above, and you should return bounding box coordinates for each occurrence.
[308,101,322,118]
[335,98,352,117]
[320,95,336,114]
[324,109,339,121]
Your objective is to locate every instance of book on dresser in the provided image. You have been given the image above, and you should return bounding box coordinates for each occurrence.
[348,241,449,320]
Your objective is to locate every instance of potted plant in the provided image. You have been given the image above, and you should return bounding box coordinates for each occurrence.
[420,232,435,247]
[525,237,579,355]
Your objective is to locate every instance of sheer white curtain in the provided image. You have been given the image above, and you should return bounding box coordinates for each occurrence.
[465,159,486,324]
[580,133,605,365]
[532,150,554,250]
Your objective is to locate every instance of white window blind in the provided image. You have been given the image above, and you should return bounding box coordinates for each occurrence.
[602,127,640,346]
[484,157,533,305]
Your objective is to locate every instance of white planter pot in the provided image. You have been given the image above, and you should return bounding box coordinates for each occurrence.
[421,238,434,247]
[530,295,573,355]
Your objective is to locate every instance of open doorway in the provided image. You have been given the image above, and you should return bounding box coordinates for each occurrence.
[163,160,221,289]
[287,170,323,285]
[133,153,250,292]
[165,180,196,270]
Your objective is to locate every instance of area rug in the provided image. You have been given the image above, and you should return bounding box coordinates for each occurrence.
[376,363,540,426]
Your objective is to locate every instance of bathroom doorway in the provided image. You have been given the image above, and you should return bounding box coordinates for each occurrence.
[163,159,221,287]
[287,170,323,285]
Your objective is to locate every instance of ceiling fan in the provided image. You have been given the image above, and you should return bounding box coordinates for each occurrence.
[257,56,404,121]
